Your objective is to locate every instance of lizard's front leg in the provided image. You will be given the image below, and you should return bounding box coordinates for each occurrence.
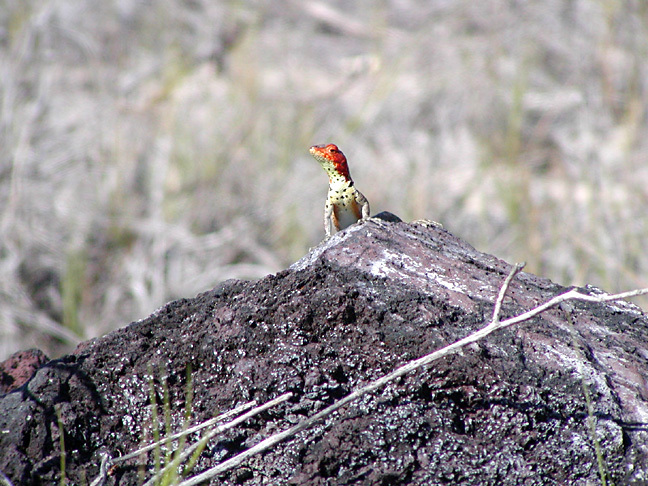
[324,200,333,238]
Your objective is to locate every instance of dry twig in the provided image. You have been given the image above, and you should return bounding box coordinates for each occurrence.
[90,394,292,486]
[141,393,292,486]
[116,400,257,464]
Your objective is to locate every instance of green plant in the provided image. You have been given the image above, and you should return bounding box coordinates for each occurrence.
[564,305,612,486]
[55,405,67,486]
[61,249,87,338]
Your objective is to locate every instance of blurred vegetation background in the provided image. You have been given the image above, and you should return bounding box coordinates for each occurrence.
[1,0,647,361]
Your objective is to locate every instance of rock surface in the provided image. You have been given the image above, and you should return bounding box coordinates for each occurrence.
[1,219,647,485]
[0,348,50,395]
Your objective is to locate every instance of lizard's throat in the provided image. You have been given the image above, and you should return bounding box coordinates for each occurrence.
[328,176,353,192]
[323,165,352,186]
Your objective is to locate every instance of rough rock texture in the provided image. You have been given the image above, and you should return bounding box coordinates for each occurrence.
[1,219,648,485]
[0,349,50,395]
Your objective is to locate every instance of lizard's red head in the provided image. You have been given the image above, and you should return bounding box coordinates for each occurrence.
[309,143,351,182]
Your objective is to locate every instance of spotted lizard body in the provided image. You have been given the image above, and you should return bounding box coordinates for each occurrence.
[309,143,370,237]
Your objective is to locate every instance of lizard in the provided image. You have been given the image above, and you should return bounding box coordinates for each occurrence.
[309,143,370,237]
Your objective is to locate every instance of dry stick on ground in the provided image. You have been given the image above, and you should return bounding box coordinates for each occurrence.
[140,392,293,486]
[179,263,648,486]
[90,402,254,486]
[90,395,292,486]
[115,400,257,464]
[0,469,15,486]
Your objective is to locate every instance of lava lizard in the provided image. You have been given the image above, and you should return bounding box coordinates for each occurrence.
[309,143,370,237]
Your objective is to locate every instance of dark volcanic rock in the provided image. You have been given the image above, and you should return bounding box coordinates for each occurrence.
[0,348,49,394]
[1,219,648,485]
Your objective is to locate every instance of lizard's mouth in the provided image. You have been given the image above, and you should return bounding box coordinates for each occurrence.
[309,148,328,164]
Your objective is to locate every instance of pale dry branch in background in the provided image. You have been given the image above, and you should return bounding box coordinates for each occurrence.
[297,0,371,38]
